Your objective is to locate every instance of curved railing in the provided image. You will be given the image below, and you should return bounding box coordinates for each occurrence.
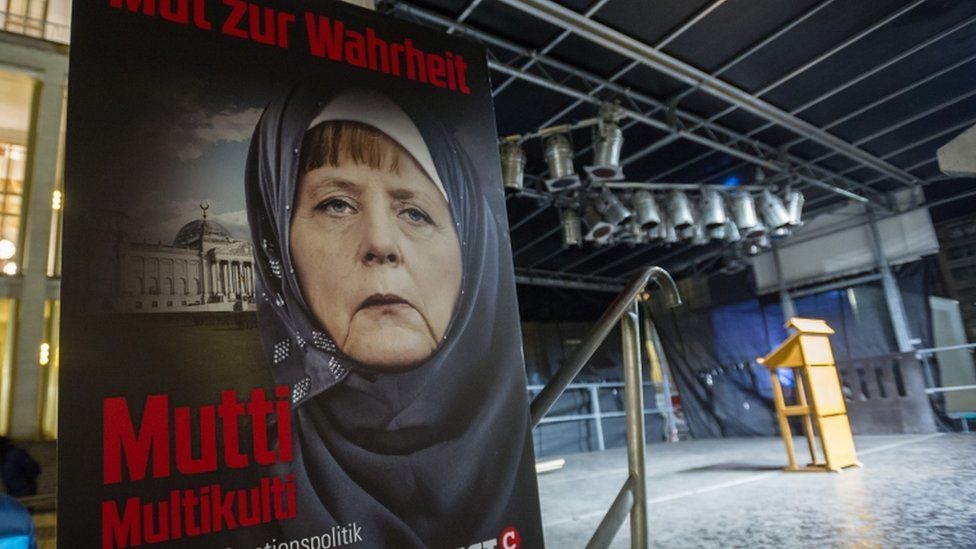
[529,266,681,549]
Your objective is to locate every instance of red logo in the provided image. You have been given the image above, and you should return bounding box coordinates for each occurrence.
[499,526,521,549]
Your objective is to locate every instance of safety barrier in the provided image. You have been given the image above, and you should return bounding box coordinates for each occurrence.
[527,381,671,452]
[529,266,681,549]
[834,353,938,434]
[917,342,976,431]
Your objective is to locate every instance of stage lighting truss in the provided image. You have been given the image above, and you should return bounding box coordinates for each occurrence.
[501,111,806,260]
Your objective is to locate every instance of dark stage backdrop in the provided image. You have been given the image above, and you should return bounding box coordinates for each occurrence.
[648,262,933,439]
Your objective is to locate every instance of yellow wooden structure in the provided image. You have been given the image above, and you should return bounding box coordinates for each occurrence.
[758,318,861,472]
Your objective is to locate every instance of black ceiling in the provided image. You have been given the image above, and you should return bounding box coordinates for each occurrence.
[380,0,976,290]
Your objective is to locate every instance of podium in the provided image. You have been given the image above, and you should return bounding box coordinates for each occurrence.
[758,318,861,472]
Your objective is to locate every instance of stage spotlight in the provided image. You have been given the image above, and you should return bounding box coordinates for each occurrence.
[709,224,726,241]
[586,103,625,181]
[595,187,632,226]
[622,220,646,245]
[560,208,582,248]
[699,188,727,229]
[583,203,614,243]
[663,216,680,244]
[691,221,709,246]
[785,190,805,227]
[500,140,525,190]
[732,193,766,238]
[543,133,581,192]
[667,191,695,231]
[646,223,666,242]
[631,190,662,229]
[724,220,741,243]
[759,189,790,230]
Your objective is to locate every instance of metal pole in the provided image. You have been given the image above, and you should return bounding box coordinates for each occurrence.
[621,302,648,549]
[586,477,636,549]
[919,353,936,389]
[590,385,606,452]
[772,245,797,321]
[867,210,914,353]
[642,306,679,442]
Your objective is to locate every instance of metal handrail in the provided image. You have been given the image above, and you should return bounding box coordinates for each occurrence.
[529,266,681,549]
[529,381,666,452]
[915,342,976,397]
[530,266,681,426]
[916,342,976,355]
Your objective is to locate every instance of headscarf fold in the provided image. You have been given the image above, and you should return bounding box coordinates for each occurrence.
[245,80,542,548]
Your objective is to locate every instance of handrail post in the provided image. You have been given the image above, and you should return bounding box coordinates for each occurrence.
[590,385,606,452]
[621,301,648,549]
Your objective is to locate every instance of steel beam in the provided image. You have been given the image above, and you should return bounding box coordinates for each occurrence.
[526,247,566,269]
[491,0,613,97]
[809,88,976,167]
[514,271,624,292]
[510,202,553,233]
[513,225,562,258]
[665,0,842,108]
[742,14,976,152]
[672,48,976,181]
[652,0,930,173]
[838,115,976,175]
[394,2,876,203]
[495,0,918,185]
[555,245,617,272]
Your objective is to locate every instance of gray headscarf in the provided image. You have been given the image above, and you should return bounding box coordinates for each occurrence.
[245,80,543,548]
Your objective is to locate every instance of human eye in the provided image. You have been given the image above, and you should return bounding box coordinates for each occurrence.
[401,206,433,226]
[316,198,357,216]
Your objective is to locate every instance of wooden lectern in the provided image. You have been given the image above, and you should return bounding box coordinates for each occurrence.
[758,318,861,472]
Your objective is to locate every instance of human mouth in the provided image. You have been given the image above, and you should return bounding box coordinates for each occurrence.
[358,293,413,312]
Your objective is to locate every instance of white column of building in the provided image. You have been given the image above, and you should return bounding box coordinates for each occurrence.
[241,261,251,295]
[10,52,68,437]
[222,260,229,297]
[211,258,220,298]
[199,255,208,300]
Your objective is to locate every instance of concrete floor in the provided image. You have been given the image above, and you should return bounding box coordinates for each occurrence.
[538,434,976,548]
[28,434,975,547]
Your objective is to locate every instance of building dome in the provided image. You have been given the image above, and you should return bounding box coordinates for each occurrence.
[173,219,233,247]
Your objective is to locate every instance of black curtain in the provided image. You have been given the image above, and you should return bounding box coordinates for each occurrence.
[649,261,933,439]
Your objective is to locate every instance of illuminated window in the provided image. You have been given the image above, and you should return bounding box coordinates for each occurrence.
[40,299,59,439]
[0,70,34,276]
[0,0,48,38]
[0,145,25,275]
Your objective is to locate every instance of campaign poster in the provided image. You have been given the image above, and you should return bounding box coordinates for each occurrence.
[60,1,544,547]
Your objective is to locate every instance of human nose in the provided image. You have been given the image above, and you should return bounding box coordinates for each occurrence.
[359,208,401,266]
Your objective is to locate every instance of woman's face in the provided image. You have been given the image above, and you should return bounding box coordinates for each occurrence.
[290,137,462,370]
